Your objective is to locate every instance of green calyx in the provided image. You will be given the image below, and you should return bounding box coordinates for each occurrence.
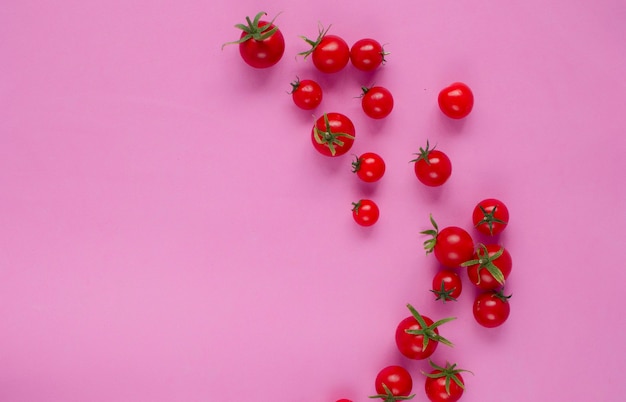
[298,23,331,59]
[420,213,439,254]
[368,383,416,402]
[476,205,508,235]
[460,244,506,285]
[351,200,363,214]
[313,113,354,156]
[492,288,513,302]
[289,77,302,94]
[222,11,280,49]
[409,140,435,166]
[422,360,474,396]
[351,155,363,173]
[431,280,458,303]
[404,304,455,351]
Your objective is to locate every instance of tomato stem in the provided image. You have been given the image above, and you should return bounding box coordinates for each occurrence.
[422,360,474,396]
[221,11,281,49]
[460,244,506,285]
[404,304,455,350]
[313,113,355,156]
[298,22,331,59]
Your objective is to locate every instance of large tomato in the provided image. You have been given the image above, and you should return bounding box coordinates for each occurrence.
[395,304,455,360]
[311,113,355,157]
[223,12,285,69]
[462,244,512,290]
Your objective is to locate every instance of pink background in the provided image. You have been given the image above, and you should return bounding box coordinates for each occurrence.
[2,1,625,401]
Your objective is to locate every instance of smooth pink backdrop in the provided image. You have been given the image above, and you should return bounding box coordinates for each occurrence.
[2,1,625,401]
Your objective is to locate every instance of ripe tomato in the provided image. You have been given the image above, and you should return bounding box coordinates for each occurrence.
[421,215,474,268]
[423,361,471,402]
[352,152,386,182]
[371,365,415,401]
[431,270,462,302]
[311,113,355,157]
[352,199,379,227]
[335,400,352,402]
[290,77,323,110]
[395,304,455,360]
[299,25,349,73]
[361,86,394,119]
[410,141,452,187]
[223,12,285,69]
[462,244,512,290]
[472,198,509,236]
[438,82,474,119]
[350,38,387,71]
[473,290,511,328]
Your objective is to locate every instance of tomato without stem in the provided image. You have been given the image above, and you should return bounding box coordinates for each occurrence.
[395,304,455,360]
[299,25,349,73]
[472,198,509,236]
[352,152,386,182]
[371,365,415,401]
[473,290,511,328]
[438,82,474,119]
[411,141,452,187]
[462,244,512,290]
[311,113,355,157]
[361,86,394,119]
[422,215,474,268]
[350,38,386,71]
[423,361,471,402]
[223,12,285,69]
[290,78,323,110]
[431,270,462,302]
[352,199,379,227]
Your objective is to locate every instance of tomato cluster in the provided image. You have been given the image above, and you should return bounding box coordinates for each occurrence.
[225,11,514,402]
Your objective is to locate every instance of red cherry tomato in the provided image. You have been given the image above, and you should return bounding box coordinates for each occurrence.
[371,365,414,400]
[463,244,512,290]
[223,12,285,69]
[350,38,386,71]
[351,152,386,183]
[422,215,474,268]
[431,270,462,302]
[410,141,452,187]
[290,78,323,110]
[311,113,355,157]
[361,86,394,119]
[473,290,511,328]
[472,198,509,236]
[352,199,379,227]
[424,361,471,402]
[395,304,455,360]
[438,82,474,119]
[335,400,352,402]
[299,26,349,73]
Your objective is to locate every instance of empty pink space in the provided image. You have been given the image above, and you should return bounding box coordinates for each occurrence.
[1,1,625,401]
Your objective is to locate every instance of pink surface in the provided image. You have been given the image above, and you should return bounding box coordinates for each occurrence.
[1,1,625,401]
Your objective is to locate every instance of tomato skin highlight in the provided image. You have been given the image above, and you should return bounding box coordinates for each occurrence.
[312,35,350,73]
[291,79,323,110]
[473,291,511,328]
[438,82,474,119]
[311,113,356,157]
[238,21,285,69]
[350,38,385,71]
[374,365,414,398]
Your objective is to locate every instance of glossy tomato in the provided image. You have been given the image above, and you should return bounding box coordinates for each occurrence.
[350,38,386,71]
[422,215,474,268]
[311,113,355,157]
[352,199,379,227]
[352,152,386,182]
[472,198,509,236]
[299,25,349,73]
[473,290,511,328]
[410,141,452,187]
[223,12,285,69]
[462,244,512,290]
[438,82,474,119]
[290,78,323,110]
[423,361,471,402]
[395,304,455,360]
[371,365,414,400]
[431,270,462,302]
[361,86,394,119]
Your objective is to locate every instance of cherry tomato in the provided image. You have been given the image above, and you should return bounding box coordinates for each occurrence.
[438,82,474,119]
[395,304,455,360]
[473,290,511,328]
[223,12,285,69]
[352,199,379,227]
[351,152,386,182]
[423,361,471,402]
[311,113,355,157]
[350,38,387,71]
[299,25,349,73]
[431,270,462,302]
[290,78,323,110]
[361,86,394,119]
[422,215,474,268]
[410,141,452,187]
[472,198,509,236]
[370,365,415,400]
[462,244,512,290]
[335,400,352,402]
